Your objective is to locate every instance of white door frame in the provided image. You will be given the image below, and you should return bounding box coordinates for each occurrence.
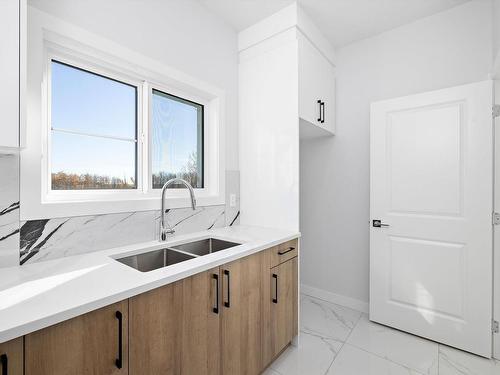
[494,78,500,360]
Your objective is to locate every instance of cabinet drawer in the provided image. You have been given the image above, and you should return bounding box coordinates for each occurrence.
[270,239,298,268]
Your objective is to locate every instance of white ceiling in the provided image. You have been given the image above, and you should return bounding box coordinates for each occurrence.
[196,0,471,47]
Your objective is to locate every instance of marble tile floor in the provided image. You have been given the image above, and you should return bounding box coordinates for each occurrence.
[264,294,500,375]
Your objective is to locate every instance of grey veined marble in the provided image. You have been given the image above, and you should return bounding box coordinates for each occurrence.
[20,205,226,264]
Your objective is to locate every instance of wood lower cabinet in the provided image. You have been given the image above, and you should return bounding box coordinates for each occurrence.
[10,239,298,375]
[25,300,128,375]
[270,257,298,358]
[0,337,23,375]
[129,268,220,375]
[262,254,299,368]
[221,252,263,375]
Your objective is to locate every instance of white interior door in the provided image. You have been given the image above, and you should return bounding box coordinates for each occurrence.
[370,81,493,358]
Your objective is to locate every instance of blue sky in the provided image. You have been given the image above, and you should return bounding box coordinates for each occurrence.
[51,61,201,184]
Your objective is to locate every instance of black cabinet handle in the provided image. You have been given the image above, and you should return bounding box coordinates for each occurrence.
[272,274,278,304]
[212,273,219,314]
[224,270,231,308]
[320,101,325,123]
[278,247,295,256]
[317,100,322,122]
[115,311,123,369]
[1,354,7,375]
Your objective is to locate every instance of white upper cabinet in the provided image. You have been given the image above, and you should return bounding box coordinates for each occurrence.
[299,33,335,134]
[0,0,24,149]
[239,3,336,139]
[238,3,335,231]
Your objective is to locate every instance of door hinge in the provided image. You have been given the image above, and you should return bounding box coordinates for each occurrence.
[493,320,499,334]
[493,212,500,225]
[494,105,500,118]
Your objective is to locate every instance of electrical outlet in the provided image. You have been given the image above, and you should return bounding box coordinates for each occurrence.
[230,193,237,207]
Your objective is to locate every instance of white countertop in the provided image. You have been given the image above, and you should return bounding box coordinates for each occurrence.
[0,225,300,344]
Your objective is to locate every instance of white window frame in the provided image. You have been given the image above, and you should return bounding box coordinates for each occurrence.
[44,51,145,201]
[21,9,225,219]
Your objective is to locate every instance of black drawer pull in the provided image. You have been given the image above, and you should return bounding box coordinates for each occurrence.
[212,273,219,314]
[317,100,322,122]
[1,354,7,375]
[272,274,278,304]
[278,247,295,256]
[224,270,231,308]
[115,311,123,369]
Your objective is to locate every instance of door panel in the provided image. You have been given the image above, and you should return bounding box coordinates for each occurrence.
[0,337,23,375]
[221,253,262,375]
[130,280,183,374]
[270,258,297,359]
[370,80,493,357]
[299,33,335,134]
[25,301,129,375]
[129,268,220,375]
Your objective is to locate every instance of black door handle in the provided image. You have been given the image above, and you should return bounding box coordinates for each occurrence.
[212,273,219,314]
[317,100,322,122]
[224,270,231,308]
[372,219,390,228]
[1,354,7,375]
[115,311,123,369]
[272,274,278,304]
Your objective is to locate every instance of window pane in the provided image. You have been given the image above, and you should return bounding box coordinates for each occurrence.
[50,61,137,190]
[51,60,137,139]
[51,132,137,190]
[151,89,203,189]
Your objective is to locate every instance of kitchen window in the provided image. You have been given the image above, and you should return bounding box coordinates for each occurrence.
[50,60,138,190]
[21,29,225,219]
[151,89,204,189]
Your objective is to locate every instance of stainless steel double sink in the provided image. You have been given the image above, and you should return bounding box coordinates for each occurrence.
[116,238,241,272]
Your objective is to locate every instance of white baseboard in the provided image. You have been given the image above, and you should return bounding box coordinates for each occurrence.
[301,284,369,314]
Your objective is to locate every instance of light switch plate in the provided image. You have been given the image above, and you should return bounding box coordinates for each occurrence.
[229,193,237,207]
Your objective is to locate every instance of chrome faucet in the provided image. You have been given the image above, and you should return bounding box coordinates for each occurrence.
[160,178,197,241]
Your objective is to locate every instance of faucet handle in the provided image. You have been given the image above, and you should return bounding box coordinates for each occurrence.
[159,223,175,241]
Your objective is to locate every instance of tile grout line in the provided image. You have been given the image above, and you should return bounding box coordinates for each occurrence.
[345,312,439,375]
[343,341,430,375]
[344,342,428,375]
[323,309,364,374]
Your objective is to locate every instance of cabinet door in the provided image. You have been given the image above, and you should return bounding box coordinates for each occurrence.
[221,253,263,375]
[263,257,298,365]
[25,301,128,375]
[0,0,20,147]
[0,337,23,375]
[299,34,335,134]
[129,268,220,375]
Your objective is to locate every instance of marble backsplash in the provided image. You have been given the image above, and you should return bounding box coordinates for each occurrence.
[0,160,240,267]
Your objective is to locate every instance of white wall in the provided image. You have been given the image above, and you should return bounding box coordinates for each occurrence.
[28,0,239,170]
[495,0,500,75]
[300,0,493,304]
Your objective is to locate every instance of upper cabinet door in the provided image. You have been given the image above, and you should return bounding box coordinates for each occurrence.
[221,252,263,375]
[0,0,20,148]
[299,33,335,135]
[25,301,129,375]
